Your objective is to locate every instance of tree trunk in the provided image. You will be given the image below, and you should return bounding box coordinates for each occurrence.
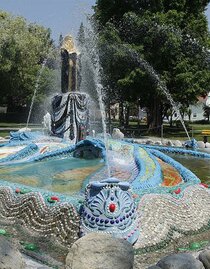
[119,102,124,126]
[148,97,162,134]
[170,115,173,127]
[125,103,130,127]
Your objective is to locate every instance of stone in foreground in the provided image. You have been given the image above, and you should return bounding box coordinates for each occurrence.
[199,249,210,269]
[65,233,134,269]
[157,253,204,269]
[0,237,25,269]
[147,265,161,269]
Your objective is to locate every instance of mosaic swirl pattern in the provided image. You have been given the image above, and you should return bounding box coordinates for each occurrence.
[0,187,80,246]
[0,137,208,248]
[135,185,210,250]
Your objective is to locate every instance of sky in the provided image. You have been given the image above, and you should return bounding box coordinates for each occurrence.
[0,0,96,42]
[0,0,210,44]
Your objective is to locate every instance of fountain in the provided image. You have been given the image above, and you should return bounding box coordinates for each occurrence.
[0,35,210,255]
[51,35,89,143]
[26,58,48,130]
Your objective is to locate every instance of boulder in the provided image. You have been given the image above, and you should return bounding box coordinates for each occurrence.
[166,140,173,147]
[18,127,31,132]
[112,128,124,140]
[23,254,52,269]
[197,141,206,149]
[205,142,210,148]
[0,236,25,269]
[146,139,153,145]
[199,249,210,269]
[157,253,204,269]
[147,265,161,269]
[155,141,162,145]
[173,140,183,147]
[65,233,134,269]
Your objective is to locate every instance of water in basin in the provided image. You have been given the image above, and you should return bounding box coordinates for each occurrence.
[0,157,103,195]
[171,154,210,183]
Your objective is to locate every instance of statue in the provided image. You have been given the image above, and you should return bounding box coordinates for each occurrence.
[50,35,89,143]
[61,36,78,93]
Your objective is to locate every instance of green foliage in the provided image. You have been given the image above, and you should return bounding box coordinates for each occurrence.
[77,23,85,47]
[0,10,57,111]
[93,0,210,128]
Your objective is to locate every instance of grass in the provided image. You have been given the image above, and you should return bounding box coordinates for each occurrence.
[0,122,43,138]
[111,120,210,141]
[162,123,210,141]
[0,122,42,127]
[0,131,10,138]
[0,121,210,142]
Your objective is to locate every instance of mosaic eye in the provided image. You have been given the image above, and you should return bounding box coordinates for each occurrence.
[109,203,116,212]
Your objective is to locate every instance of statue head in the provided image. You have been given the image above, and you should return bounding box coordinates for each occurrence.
[61,35,77,54]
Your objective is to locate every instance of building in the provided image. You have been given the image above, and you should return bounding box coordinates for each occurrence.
[172,94,210,122]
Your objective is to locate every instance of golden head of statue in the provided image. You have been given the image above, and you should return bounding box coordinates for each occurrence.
[61,35,77,54]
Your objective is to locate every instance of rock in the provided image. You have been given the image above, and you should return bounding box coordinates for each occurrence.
[157,253,204,269]
[23,254,52,269]
[0,236,25,269]
[18,127,31,132]
[173,140,182,147]
[205,142,210,148]
[166,140,173,147]
[155,141,162,145]
[65,233,134,269]
[147,265,161,269]
[199,249,210,269]
[146,139,153,145]
[112,128,124,140]
[197,141,206,149]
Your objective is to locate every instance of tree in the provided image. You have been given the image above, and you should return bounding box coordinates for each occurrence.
[203,104,210,122]
[0,11,57,114]
[93,0,210,130]
[76,23,85,47]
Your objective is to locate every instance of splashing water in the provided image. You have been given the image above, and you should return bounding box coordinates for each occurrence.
[79,29,111,177]
[140,60,190,140]
[124,46,191,140]
[26,59,48,129]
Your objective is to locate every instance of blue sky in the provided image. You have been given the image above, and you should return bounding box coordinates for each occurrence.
[0,0,210,43]
[0,0,96,42]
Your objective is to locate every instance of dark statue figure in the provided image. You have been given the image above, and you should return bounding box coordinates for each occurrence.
[61,49,69,93]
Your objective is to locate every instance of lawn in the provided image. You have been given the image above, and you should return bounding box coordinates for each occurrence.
[163,123,210,141]
[0,121,210,142]
[111,120,210,142]
[0,123,43,138]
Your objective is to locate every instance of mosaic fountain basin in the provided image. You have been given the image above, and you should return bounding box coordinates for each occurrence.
[0,131,210,250]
